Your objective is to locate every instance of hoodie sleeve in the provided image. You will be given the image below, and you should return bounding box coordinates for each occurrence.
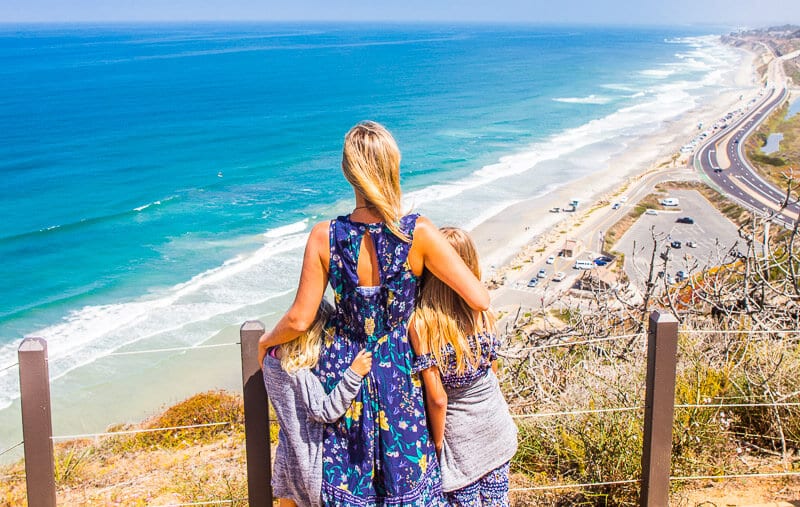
[300,367,364,423]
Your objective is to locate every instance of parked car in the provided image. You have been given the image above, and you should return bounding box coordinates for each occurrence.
[676,270,688,281]
[546,255,555,264]
[645,209,658,215]
[671,240,682,248]
[686,240,697,248]
[593,256,612,266]
[553,271,566,282]
[527,278,539,288]
[676,217,695,224]
[667,276,676,284]
[537,268,547,278]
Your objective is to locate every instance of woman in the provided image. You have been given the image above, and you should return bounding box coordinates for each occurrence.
[259,121,488,506]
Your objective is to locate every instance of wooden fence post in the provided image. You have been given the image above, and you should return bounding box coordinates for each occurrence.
[18,337,57,507]
[640,311,679,507]
[240,321,271,507]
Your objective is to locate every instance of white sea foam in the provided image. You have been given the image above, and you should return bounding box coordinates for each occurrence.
[553,95,614,105]
[264,218,309,238]
[0,229,308,411]
[133,200,161,212]
[640,68,677,78]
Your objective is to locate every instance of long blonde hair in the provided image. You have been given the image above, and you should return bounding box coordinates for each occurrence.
[342,121,408,241]
[413,227,495,374]
[280,299,334,374]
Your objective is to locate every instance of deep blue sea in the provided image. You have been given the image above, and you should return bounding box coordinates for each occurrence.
[0,23,743,419]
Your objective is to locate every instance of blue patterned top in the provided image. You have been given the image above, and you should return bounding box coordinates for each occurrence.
[412,329,500,389]
[313,214,445,507]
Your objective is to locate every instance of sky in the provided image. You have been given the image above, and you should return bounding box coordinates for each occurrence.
[0,0,798,27]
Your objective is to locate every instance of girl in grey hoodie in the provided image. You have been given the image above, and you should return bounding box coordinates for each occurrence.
[262,299,372,507]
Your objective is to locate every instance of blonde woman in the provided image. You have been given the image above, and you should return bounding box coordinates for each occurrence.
[409,227,517,506]
[258,121,488,506]
[263,298,373,507]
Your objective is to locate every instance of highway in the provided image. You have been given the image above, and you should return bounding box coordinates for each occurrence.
[694,55,797,226]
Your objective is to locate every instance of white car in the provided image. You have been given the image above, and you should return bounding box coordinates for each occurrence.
[645,209,658,215]
[546,255,555,264]
[553,271,566,282]
[537,268,547,278]
[619,196,628,203]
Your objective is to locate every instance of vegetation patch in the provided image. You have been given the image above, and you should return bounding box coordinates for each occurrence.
[745,100,800,189]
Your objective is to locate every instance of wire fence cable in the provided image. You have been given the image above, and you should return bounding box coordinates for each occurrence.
[51,421,231,441]
[108,342,239,357]
[0,440,23,457]
[509,478,641,492]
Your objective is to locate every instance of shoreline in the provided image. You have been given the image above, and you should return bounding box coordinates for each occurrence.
[0,40,762,461]
[471,44,759,283]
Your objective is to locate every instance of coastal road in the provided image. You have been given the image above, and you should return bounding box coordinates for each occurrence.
[694,55,797,226]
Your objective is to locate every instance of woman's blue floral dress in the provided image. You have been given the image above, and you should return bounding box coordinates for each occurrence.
[314,214,444,506]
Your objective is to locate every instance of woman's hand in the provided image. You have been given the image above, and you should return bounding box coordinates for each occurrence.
[349,349,373,376]
[409,217,489,311]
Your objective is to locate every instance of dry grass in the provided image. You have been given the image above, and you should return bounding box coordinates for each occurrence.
[0,390,276,506]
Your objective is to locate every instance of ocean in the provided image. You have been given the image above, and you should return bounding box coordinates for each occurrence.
[0,22,744,444]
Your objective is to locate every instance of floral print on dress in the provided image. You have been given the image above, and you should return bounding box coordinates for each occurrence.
[412,329,500,389]
[314,214,445,507]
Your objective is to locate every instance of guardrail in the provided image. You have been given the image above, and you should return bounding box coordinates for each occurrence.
[5,311,799,506]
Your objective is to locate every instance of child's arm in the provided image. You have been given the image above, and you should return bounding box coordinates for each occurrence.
[408,319,447,453]
[300,349,372,423]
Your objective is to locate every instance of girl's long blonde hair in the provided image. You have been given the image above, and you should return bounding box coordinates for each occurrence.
[342,121,408,241]
[413,227,495,374]
[280,299,334,374]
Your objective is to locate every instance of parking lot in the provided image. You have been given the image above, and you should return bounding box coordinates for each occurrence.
[612,190,743,289]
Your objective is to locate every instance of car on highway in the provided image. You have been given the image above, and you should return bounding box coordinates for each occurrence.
[553,271,566,282]
[619,196,628,202]
[611,202,621,210]
[527,278,539,288]
[546,255,555,264]
[671,240,682,248]
[537,268,547,278]
[714,168,722,173]
[676,216,695,224]
[645,209,658,215]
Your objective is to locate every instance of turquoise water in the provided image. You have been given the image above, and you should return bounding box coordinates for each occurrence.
[0,23,743,415]
[764,133,784,154]
[789,97,800,118]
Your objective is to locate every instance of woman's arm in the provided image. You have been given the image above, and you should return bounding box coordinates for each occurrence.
[408,319,447,453]
[411,217,489,311]
[257,221,330,365]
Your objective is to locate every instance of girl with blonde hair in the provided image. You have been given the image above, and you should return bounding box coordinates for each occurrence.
[258,121,489,506]
[262,298,372,507]
[410,227,517,506]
